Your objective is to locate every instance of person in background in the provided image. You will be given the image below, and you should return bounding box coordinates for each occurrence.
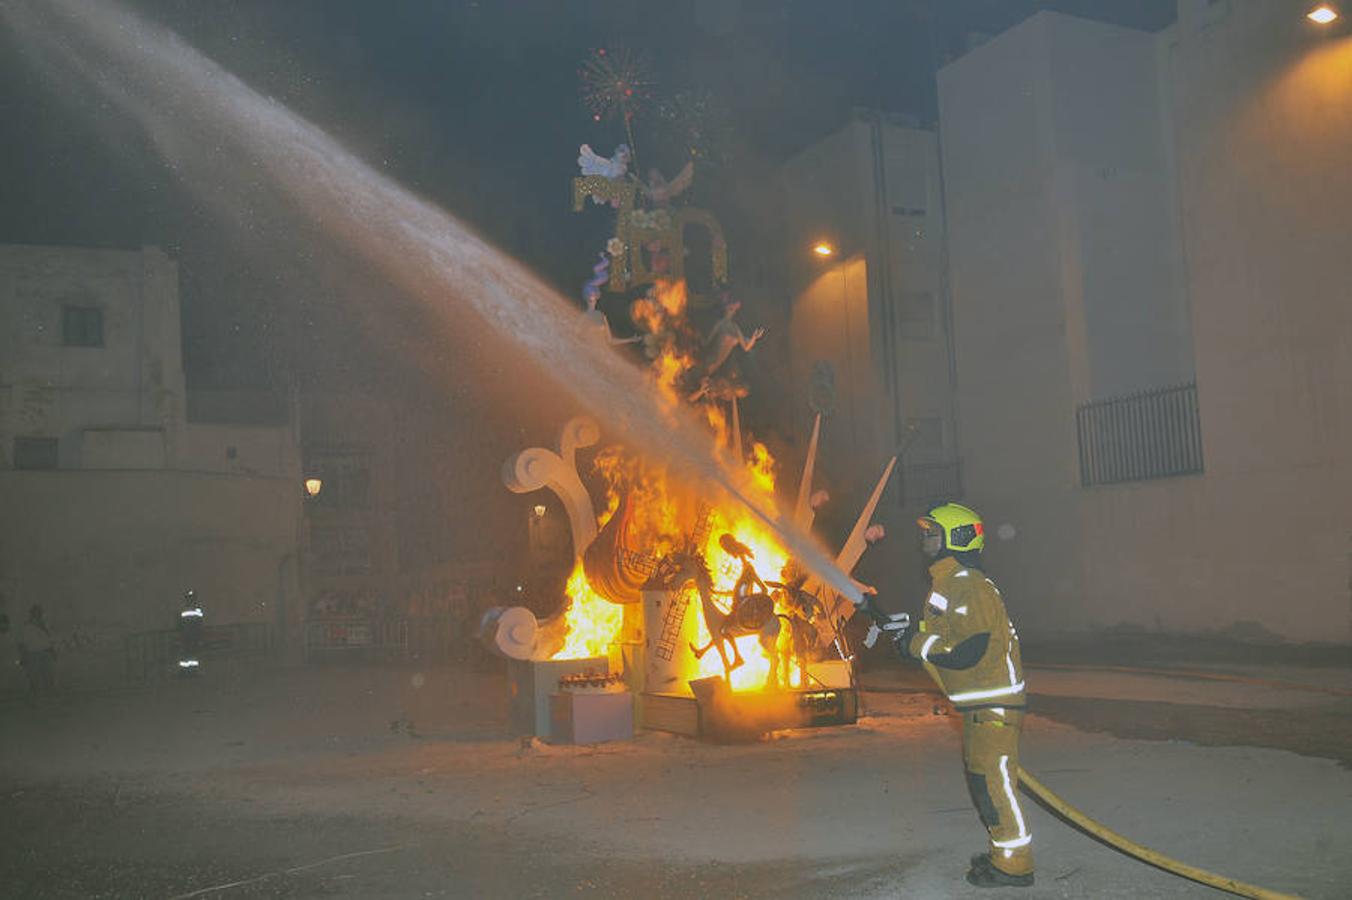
[178,589,204,675]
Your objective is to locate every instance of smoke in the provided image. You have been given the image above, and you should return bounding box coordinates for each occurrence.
[2,0,865,605]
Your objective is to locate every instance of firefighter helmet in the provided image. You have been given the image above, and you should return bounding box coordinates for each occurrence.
[918,502,985,553]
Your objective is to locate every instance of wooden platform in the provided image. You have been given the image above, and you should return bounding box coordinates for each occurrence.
[641,692,702,737]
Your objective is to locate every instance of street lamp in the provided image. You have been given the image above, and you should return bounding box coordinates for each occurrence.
[1308,5,1339,24]
[812,241,836,258]
[304,477,323,498]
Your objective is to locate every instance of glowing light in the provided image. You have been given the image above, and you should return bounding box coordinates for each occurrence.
[812,242,835,257]
[1308,5,1338,24]
[303,477,323,497]
[532,504,547,518]
[552,563,625,660]
[544,320,805,693]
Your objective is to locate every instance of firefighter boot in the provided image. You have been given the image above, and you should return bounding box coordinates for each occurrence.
[967,854,1034,888]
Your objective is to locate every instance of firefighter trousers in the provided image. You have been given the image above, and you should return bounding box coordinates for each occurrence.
[961,708,1033,876]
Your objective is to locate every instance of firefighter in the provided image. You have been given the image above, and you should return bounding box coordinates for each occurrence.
[891,502,1033,888]
[177,589,204,674]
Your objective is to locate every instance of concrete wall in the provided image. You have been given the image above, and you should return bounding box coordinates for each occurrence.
[1071,2,1352,642]
[0,470,301,633]
[937,16,1087,633]
[1138,0,1350,640]
[938,6,1352,642]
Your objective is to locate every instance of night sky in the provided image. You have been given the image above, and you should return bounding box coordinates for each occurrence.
[0,0,1175,392]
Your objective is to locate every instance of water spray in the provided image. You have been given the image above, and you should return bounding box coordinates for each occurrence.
[2,0,863,606]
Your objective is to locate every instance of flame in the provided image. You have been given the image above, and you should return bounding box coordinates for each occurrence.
[749,440,776,497]
[548,278,805,692]
[554,562,625,661]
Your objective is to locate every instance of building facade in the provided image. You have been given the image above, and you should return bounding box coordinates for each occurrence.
[0,243,303,666]
[780,110,960,511]
[936,3,1351,642]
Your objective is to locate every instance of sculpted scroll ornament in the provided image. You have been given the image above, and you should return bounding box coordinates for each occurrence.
[501,416,602,559]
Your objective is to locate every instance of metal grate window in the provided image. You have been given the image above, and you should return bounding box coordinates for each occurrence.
[1076,382,1203,487]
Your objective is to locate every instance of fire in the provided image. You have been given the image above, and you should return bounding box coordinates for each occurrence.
[748,440,776,496]
[555,563,625,661]
[548,278,806,693]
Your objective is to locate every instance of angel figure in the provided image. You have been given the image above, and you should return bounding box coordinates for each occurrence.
[688,291,765,401]
[641,160,694,206]
[577,143,632,180]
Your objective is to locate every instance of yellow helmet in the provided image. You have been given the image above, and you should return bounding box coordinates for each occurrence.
[918,502,985,553]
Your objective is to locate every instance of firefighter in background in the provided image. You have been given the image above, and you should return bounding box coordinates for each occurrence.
[890,503,1033,888]
[178,589,204,674]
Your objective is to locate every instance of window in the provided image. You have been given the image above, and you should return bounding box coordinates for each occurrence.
[1076,382,1204,486]
[899,291,935,339]
[62,306,103,347]
[13,437,58,469]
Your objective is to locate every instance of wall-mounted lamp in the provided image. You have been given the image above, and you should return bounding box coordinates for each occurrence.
[532,504,547,518]
[303,477,323,498]
[812,242,836,258]
[1308,5,1339,24]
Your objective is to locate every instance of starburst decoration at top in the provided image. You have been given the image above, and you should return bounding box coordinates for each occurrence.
[579,47,654,124]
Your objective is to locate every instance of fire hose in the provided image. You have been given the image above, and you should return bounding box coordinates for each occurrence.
[1016,768,1300,899]
[858,601,1302,900]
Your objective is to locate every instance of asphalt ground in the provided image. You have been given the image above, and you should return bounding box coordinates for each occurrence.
[2,652,1349,899]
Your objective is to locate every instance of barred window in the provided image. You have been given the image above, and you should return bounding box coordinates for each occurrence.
[1076,383,1204,486]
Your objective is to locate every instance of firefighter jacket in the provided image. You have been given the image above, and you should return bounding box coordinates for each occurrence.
[905,556,1025,711]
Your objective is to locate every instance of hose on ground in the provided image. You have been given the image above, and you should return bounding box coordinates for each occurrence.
[1018,767,1301,899]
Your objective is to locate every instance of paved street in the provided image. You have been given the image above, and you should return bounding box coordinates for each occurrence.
[3,658,1349,899]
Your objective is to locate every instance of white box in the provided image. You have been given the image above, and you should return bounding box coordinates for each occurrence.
[549,691,634,744]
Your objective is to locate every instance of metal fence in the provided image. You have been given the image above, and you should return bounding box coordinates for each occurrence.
[124,621,277,681]
[304,617,403,661]
[1075,382,1204,487]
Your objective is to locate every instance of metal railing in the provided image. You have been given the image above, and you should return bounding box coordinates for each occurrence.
[1076,382,1204,487]
[302,616,470,664]
[124,621,277,681]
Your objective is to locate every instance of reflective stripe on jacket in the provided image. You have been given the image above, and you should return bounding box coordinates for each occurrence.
[906,556,1025,711]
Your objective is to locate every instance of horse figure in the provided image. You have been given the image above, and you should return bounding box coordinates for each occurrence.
[690,534,784,686]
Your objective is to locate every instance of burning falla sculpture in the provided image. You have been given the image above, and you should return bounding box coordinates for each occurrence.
[689,534,782,684]
[485,410,895,697]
